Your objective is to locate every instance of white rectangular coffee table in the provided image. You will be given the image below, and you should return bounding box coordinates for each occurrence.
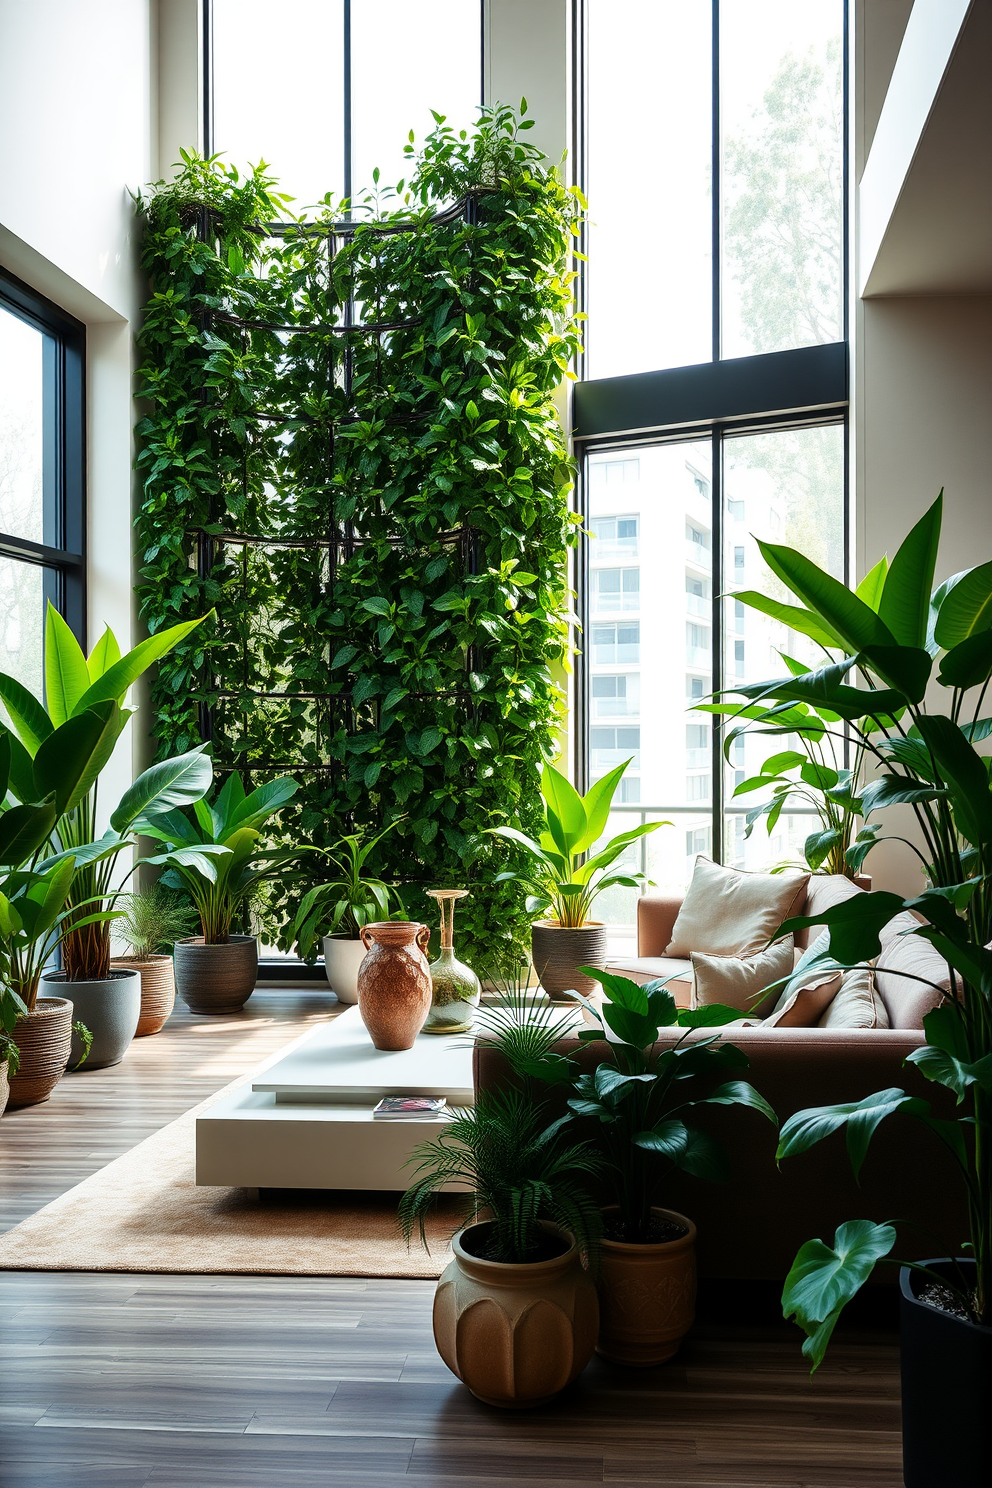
[196,1005,475,1192]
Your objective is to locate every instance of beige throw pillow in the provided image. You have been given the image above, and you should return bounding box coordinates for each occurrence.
[819,965,890,1029]
[764,931,842,1028]
[667,856,809,958]
[691,936,795,1018]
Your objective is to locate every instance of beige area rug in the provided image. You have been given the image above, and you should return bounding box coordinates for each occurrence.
[0,1080,461,1279]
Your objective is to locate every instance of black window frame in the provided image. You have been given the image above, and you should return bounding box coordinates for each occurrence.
[571,0,850,868]
[0,268,86,648]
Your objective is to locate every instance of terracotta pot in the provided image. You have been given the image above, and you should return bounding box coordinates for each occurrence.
[434,1220,599,1408]
[322,936,366,1004]
[0,1058,9,1119]
[111,954,175,1035]
[531,921,608,1000]
[7,997,73,1108]
[357,920,432,1050]
[174,935,258,1014]
[43,970,142,1070]
[596,1206,697,1365]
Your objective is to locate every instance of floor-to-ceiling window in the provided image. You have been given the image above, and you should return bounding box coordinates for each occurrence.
[575,0,847,943]
[0,272,85,686]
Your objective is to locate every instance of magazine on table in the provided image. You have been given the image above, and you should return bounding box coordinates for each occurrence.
[372,1095,448,1120]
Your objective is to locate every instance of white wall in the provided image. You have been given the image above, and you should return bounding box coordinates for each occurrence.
[0,0,158,825]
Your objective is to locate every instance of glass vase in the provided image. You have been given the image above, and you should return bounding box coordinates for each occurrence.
[423,889,481,1035]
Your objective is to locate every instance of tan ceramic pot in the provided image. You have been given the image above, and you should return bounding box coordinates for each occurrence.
[357,920,432,1050]
[434,1220,599,1408]
[596,1206,697,1365]
[7,997,73,1108]
[531,921,608,1000]
[110,954,175,1036]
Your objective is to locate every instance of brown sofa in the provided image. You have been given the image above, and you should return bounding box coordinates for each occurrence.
[475,876,965,1281]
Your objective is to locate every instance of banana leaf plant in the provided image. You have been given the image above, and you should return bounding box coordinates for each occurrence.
[0,603,212,980]
[708,492,992,1362]
[487,760,666,928]
[138,771,302,943]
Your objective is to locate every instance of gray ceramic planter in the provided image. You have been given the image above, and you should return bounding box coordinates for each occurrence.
[174,935,258,1014]
[531,921,608,1000]
[43,969,142,1071]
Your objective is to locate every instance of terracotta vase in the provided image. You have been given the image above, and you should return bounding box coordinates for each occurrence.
[357,921,432,1050]
[433,1221,599,1408]
[596,1206,697,1365]
[110,954,176,1035]
[7,997,73,1108]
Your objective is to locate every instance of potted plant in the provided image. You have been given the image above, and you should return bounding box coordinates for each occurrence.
[110,884,198,1035]
[0,1030,19,1118]
[291,820,406,1004]
[399,1082,603,1408]
[714,493,992,1485]
[140,771,301,1014]
[518,968,777,1365]
[0,604,210,1070]
[489,760,665,999]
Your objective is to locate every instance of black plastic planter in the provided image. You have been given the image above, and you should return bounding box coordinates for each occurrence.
[900,1260,992,1487]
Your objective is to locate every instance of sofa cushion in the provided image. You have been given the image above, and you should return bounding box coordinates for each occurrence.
[691,936,795,1017]
[819,964,890,1029]
[604,957,692,1006]
[875,928,949,1029]
[764,932,842,1027]
[667,856,809,958]
[796,874,863,949]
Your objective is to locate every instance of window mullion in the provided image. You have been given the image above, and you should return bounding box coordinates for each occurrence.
[710,427,724,862]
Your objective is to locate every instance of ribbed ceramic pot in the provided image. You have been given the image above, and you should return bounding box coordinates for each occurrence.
[322,936,366,1004]
[357,920,432,1050]
[0,1059,9,1119]
[531,921,608,1000]
[596,1206,697,1365]
[7,997,73,1108]
[434,1221,599,1408]
[174,935,258,1015]
[44,969,142,1071]
[110,954,175,1036]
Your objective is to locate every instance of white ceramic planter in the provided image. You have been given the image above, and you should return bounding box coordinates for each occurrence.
[322,936,367,1004]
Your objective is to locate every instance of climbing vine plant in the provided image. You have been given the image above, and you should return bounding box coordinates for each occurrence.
[134,105,583,968]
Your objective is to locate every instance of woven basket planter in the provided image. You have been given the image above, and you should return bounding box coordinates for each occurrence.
[7,997,73,1108]
[531,921,608,1000]
[0,1059,9,1119]
[111,954,175,1036]
[174,935,258,1014]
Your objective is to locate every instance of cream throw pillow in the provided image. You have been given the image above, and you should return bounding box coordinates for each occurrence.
[668,856,809,958]
[764,933,842,1028]
[691,936,795,1018]
[819,965,890,1029]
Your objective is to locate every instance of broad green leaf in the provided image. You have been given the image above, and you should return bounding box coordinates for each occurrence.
[757,540,896,654]
[877,493,942,646]
[32,702,125,815]
[859,644,932,702]
[921,1002,969,1059]
[937,630,992,691]
[782,1220,896,1371]
[915,714,992,845]
[227,775,298,834]
[71,614,209,714]
[804,828,841,871]
[110,748,213,833]
[778,891,905,964]
[675,1126,730,1182]
[0,800,57,867]
[86,625,122,683]
[859,775,942,817]
[777,1087,923,1178]
[697,1080,777,1124]
[934,558,992,647]
[855,556,888,612]
[633,1119,689,1159]
[540,760,587,854]
[0,673,52,753]
[732,591,841,648]
[905,1045,992,1102]
[44,605,91,727]
[676,1004,743,1028]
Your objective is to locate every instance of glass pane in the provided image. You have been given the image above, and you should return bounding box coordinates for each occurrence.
[587,441,715,944]
[212,0,345,209]
[587,0,712,378]
[0,305,46,544]
[722,423,844,869]
[721,0,844,358]
[351,0,481,203]
[0,558,45,700]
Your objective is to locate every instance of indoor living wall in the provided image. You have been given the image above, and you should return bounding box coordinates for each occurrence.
[134,106,582,967]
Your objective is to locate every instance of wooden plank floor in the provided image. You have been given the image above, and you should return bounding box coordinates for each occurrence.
[0,991,904,1488]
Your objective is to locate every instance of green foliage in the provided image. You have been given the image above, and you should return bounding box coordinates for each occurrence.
[489,759,665,927]
[69,1020,94,1073]
[140,772,302,944]
[292,821,406,954]
[134,105,582,970]
[0,1027,20,1078]
[114,883,198,959]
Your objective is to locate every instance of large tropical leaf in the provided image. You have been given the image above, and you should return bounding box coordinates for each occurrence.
[86,626,122,683]
[782,1220,897,1371]
[915,714,992,845]
[933,558,992,647]
[0,673,52,754]
[44,606,91,727]
[71,613,210,715]
[226,774,298,835]
[858,775,943,817]
[777,890,906,964]
[32,702,125,815]
[539,761,587,856]
[110,748,213,833]
[855,556,888,612]
[858,644,932,702]
[0,725,37,803]
[756,540,896,653]
[573,759,630,853]
[0,800,57,867]
[877,493,942,647]
[777,1087,924,1178]
[937,629,992,691]
[693,1080,777,1124]
[732,591,841,648]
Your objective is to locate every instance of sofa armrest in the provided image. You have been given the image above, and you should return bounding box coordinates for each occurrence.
[637,893,683,957]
